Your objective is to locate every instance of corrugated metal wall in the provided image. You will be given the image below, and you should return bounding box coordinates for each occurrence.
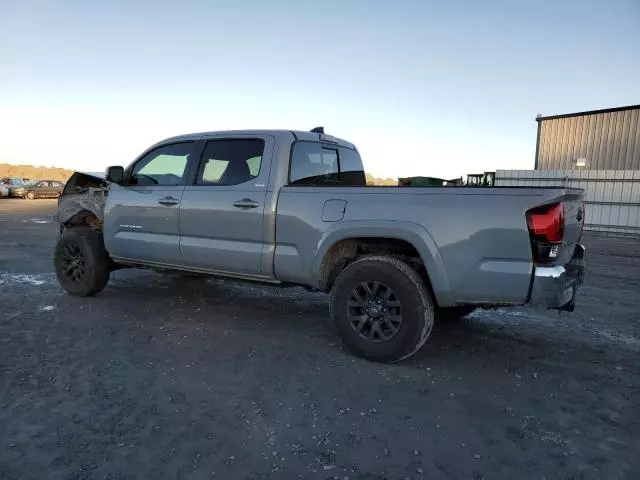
[536,107,640,170]
[495,169,640,236]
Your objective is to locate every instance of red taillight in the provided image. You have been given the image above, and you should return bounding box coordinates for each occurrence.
[527,203,564,243]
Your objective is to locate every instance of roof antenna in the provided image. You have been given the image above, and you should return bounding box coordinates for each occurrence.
[310,126,324,134]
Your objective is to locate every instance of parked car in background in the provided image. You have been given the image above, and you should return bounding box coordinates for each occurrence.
[1,177,26,186]
[10,180,65,199]
[1,177,26,198]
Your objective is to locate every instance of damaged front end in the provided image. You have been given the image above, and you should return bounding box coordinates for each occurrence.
[57,172,110,231]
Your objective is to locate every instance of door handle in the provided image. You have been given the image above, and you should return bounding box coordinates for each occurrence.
[233,198,259,209]
[158,196,179,206]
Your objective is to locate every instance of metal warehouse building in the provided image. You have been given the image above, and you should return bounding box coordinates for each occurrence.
[496,104,640,236]
[535,104,640,170]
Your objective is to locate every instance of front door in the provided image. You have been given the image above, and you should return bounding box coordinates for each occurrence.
[103,141,200,265]
[35,181,51,198]
[179,136,274,276]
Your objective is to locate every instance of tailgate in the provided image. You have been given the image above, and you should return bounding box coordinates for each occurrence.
[561,190,585,247]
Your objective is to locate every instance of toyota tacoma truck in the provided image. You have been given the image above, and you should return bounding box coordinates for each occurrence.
[54,128,585,363]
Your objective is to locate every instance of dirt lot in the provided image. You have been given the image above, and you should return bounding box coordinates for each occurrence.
[1,199,639,480]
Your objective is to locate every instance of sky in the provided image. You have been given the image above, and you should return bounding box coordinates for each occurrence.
[0,0,639,179]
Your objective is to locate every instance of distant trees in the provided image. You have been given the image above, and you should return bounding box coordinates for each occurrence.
[0,164,74,182]
[365,173,397,186]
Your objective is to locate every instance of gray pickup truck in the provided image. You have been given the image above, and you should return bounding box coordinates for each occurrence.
[55,128,585,362]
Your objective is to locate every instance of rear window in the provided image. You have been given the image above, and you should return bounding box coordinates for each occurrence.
[289,141,366,186]
[197,139,265,186]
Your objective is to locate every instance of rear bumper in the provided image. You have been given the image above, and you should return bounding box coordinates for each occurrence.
[528,244,585,311]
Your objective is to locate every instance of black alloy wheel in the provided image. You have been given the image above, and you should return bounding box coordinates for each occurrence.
[54,227,110,296]
[330,256,435,363]
[347,281,403,342]
[60,241,87,285]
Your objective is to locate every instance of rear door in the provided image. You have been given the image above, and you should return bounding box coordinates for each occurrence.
[179,135,274,276]
[103,141,201,265]
[43,181,57,197]
[51,181,64,197]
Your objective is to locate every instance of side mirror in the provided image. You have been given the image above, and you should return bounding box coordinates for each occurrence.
[106,166,125,184]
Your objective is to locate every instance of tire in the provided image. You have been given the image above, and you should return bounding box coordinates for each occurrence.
[437,306,476,322]
[54,227,110,296]
[330,256,435,363]
[26,191,35,200]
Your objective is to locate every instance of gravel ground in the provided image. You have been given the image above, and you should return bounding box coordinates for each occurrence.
[1,199,639,480]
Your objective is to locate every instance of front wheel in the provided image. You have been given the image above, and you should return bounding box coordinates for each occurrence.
[54,227,110,296]
[330,256,435,363]
[26,191,35,200]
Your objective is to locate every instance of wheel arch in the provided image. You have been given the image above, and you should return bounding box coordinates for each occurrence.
[313,221,454,306]
[61,209,103,231]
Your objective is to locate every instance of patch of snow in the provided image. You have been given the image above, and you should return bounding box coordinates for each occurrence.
[597,330,640,346]
[40,305,56,312]
[0,273,51,286]
[30,218,50,224]
[472,308,530,318]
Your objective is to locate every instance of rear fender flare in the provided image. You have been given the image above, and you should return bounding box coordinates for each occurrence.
[312,220,454,306]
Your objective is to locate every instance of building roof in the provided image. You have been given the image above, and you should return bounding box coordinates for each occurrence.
[536,104,640,122]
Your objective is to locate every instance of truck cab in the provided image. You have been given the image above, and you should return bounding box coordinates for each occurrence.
[100,130,365,279]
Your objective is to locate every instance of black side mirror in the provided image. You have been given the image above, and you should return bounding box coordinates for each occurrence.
[106,166,125,184]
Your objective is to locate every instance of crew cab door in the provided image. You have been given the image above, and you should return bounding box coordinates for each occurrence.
[179,135,274,276]
[103,141,200,265]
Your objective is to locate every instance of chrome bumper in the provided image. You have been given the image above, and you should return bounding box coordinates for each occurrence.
[529,244,585,312]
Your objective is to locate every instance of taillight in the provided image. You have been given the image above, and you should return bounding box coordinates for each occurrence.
[527,203,564,263]
[527,203,564,243]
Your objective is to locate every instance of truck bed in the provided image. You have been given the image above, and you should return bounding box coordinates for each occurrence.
[274,185,584,307]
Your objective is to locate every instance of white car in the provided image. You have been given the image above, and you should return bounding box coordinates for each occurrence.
[0,184,9,198]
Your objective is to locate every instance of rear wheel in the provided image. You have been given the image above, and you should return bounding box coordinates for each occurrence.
[330,256,435,363]
[26,191,35,200]
[54,227,110,296]
[437,306,476,322]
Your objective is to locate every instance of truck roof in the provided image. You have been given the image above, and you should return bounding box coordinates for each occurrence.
[156,129,357,151]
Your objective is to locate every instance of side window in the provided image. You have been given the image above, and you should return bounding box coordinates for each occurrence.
[289,142,365,186]
[289,142,339,185]
[37,181,48,187]
[197,139,264,186]
[131,142,194,186]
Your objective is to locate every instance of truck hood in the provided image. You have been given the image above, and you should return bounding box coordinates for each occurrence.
[62,171,109,195]
[77,171,107,180]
